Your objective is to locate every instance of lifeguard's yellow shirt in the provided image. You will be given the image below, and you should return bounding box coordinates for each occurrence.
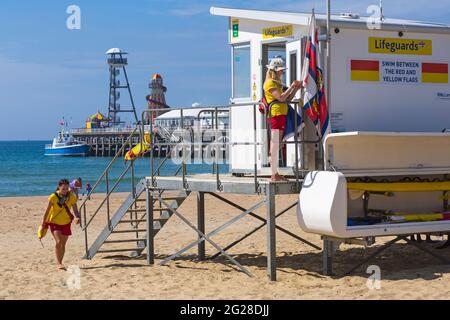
[46,192,77,225]
[263,79,288,117]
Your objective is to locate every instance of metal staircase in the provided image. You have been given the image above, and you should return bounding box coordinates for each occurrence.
[80,127,189,261]
[84,185,190,259]
[154,124,180,143]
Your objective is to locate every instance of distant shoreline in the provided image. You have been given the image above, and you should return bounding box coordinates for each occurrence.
[0,192,130,200]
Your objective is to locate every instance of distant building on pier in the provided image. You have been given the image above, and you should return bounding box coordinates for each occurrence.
[146,73,170,123]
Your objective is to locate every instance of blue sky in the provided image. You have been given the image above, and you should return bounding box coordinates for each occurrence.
[0,0,449,140]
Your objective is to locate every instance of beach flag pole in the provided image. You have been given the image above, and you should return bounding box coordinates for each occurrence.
[326,0,331,132]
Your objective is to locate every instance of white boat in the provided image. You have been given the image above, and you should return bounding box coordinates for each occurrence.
[45,124,90,156]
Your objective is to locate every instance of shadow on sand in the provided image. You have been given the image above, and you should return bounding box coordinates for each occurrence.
[80,240,450,281]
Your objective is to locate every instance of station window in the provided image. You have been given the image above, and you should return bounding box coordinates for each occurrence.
[232,44,251,99]
[262,43,287,84]
[289,52,297,85]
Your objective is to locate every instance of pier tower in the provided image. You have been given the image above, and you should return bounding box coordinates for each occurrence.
[146,73,169,123]
[106,48,138,125]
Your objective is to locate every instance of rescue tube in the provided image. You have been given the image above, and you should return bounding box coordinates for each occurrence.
[387,212,450,223]
[38,224,48,239]
[124,132,151,161]
[347,181,450,193]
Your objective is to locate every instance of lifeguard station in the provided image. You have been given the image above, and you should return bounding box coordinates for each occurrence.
[79,5,450,280]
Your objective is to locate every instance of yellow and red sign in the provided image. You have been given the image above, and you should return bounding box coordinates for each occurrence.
[369,37,432,56]
[351,59,448,84]
[350,60,380,82]
[422,63,448,84]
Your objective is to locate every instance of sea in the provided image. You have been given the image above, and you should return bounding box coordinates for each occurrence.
[0,141,228,197]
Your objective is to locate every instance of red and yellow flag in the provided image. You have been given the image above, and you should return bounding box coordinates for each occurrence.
[422,63,448,84]
[350,60,380,82]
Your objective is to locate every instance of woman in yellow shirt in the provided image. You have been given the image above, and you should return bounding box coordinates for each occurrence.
[263,57,302,181]
[41,179,80,270]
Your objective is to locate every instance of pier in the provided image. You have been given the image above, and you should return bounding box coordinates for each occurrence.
[71,127,174,158]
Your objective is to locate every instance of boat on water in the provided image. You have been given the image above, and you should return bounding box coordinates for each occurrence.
[45,123,90,156]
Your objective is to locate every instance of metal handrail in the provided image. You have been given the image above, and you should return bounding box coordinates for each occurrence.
[81,126,144,258]
[140,100,322,194]
[197,109,229,129]
[81,160,135,230]
[81,100,325,258]
[79,126,139,213]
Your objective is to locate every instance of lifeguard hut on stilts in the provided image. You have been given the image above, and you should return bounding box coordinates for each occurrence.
[79,3,450,281]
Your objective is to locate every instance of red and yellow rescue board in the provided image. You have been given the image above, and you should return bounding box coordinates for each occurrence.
[124,132,151,161]
[347,181,450,192]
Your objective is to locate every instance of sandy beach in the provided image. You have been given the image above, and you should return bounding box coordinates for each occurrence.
[1,192,450,300]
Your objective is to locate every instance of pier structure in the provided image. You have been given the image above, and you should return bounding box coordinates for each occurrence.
[72,49,229,158]
[71,127,140,157]
[71,125,177,158]
[72,49,175,157]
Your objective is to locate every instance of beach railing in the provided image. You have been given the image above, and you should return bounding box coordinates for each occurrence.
[78,126,142,255]
[80,101,321,259]
[141,101,322,193]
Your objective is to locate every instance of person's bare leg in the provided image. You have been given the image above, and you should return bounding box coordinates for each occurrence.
[278,130,288,180]
[270,129,288,181]
[60,234,68,265]
[52,231,68,270]
[270,129,279,180]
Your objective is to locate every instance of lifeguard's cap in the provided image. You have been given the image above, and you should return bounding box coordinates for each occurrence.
[267,56,287,72]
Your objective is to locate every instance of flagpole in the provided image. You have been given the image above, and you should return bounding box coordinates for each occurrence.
[326,0,331,121]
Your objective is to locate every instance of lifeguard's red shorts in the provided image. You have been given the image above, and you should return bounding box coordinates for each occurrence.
[48,223,72,236]
[271,115,287,130]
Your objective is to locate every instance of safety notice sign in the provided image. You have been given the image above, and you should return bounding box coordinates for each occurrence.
[350,59,448,84]
[381,61,420,84]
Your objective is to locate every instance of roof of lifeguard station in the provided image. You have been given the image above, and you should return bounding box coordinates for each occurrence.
[210,7,450,34]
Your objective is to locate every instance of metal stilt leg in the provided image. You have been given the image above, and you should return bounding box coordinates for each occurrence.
[197,192,206,261]
[158,197,254,277]
[146,188,154,265]
[266,184,277,281]
[323,239,333,276]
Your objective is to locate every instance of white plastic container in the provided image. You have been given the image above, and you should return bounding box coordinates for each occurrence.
[297,132,450,238]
